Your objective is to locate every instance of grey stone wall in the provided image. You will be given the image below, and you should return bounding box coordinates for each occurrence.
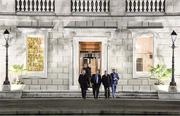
[0,16,180,92]
[21,22,73,91]
[0,0,180,92]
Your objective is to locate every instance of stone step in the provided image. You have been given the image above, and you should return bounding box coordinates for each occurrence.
[22,91,158,99]
[0,98,180,115]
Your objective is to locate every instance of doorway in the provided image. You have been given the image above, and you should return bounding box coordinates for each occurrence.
[70,36,108,90]
[79,42,102,75]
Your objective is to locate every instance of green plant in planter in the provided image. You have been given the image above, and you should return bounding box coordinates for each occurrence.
[10,64,26,85]
[150,64,172,85]
[12,80,24,84]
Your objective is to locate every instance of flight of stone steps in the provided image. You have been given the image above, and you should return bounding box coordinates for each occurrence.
[22,91,158,99]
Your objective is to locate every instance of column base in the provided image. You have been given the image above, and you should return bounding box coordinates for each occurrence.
[168,85,177,93]
[2,85,11,91]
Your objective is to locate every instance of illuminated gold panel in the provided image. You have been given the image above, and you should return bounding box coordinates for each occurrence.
[27,36,44,71]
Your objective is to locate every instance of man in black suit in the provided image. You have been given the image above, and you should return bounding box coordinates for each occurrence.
[83,64,91,88]
[78,69,89,99]
[102,70,111,98]
[91,70,101,99]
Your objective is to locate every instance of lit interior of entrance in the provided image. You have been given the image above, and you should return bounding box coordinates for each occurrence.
[79,42,101,75]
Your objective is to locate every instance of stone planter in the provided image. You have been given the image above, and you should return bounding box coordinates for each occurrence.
[0,85,25,99]
[11,84,25,91]
[154,85,169,92]
[155,85,180,100]
[0,91,23,99]
[158,91,180,100]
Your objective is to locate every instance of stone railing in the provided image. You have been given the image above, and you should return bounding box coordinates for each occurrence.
[71,0,110,13]
[125,0,165,13]
[15,0,55,12]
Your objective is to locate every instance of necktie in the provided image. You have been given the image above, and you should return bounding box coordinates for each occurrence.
[96,75,98,84]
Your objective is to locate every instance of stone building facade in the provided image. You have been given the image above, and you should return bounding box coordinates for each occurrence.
[0,0,180,92]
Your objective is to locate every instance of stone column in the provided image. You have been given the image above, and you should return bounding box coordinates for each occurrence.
[68,31,79,90]
[107,40,111,73]
[105,32,112,73]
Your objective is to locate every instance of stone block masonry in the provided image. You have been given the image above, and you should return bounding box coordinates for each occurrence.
[23,78,69,91]
[117,79,158,92]
[0,0,179,93]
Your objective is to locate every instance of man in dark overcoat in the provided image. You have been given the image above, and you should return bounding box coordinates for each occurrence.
[91,70,101,99]
[79,69,89,99]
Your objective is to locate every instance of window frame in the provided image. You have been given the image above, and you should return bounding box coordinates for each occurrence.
[133,33,155,78]
[20,28,48,78]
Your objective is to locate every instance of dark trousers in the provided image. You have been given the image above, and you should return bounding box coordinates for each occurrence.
[104,86,110,98]
[81,88,87,99]
[92,84,100,98]
[88,76,92,88]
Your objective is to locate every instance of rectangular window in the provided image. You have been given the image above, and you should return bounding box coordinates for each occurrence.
[135,37,153,72]
[136,58,143,71]
[27,36,44,72]
[134,35,154,78]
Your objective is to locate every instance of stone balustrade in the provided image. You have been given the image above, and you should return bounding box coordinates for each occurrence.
[15,0,55,12]
[71,0,110,13]
[125,0,165,13]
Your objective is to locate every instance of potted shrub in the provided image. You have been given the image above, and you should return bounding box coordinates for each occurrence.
[150,64,172,92]
[150,64,172,85]
[10,64,26,91]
